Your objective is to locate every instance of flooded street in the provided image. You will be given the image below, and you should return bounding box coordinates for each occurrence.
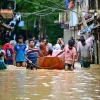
[0,63,100,100]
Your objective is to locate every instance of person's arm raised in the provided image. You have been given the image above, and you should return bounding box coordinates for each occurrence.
[59,38,64,46]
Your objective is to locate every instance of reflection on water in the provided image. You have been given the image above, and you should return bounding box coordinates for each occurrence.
[0,63,100,100]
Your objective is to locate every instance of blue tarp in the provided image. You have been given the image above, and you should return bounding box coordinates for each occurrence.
[80,24,94,34]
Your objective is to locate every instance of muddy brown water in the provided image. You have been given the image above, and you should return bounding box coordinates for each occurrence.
[0,63,100,100]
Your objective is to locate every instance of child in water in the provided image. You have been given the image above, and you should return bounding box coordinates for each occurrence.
[0,49,7,70]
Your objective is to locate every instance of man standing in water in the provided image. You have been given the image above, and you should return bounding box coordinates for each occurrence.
[25,39,43,70]
[77,38,92,68]
[14,35,26,67]
[25,39,39,70]
[56,40,76,71]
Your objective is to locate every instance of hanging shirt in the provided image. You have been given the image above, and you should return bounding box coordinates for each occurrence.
[14,43,26,62]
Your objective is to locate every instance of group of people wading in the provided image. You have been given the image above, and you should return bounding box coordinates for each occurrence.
[0,35,93,71]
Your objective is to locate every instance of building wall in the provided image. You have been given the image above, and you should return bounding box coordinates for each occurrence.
[63,29,79,44]
[63,25,89,44]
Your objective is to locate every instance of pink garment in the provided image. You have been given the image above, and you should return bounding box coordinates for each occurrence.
[54,44,61,50]
[52,50,64,58]
[86,36,94,47]
[77,41,81,50]
[64,45,76,64]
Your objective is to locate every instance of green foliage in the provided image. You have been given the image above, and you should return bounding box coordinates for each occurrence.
[16,0,64,44]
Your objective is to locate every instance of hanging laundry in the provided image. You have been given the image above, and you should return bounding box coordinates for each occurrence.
[69,0,74,9]
[65,0,70,9]
[77,30,80,36]
[81,0,89,17]
[78,5,88,28]
[69,8,78,27]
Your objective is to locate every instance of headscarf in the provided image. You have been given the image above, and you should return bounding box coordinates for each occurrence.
[54,44,61,50]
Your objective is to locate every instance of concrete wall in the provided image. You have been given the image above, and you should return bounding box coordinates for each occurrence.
[63,28,80,44]
[63,26,90,45]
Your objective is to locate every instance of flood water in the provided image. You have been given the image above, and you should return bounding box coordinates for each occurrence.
[0,63,100,100]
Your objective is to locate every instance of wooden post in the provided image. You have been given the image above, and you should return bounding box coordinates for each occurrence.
[74,26,75,39]
[95,0,98,13]
[95,0,99,64]
[98,31,100,65]
[94,39,98,64]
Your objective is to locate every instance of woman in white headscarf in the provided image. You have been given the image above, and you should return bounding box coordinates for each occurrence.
[57,38,65,50]
[52,43,64,58]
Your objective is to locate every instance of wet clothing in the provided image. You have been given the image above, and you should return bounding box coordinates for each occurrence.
[0,49,6,70]
[14,43,26,62]
[0,58,6,70]
[4,60,13,65]
[16,61,25,64]
[25,47,39,69]
[2,43,14,65]
[65,63,72,67]
[64,63,72,71]
[81,59,90,68]
[77,43,92,58]
[77,43,92,68]
[64,45,76,64]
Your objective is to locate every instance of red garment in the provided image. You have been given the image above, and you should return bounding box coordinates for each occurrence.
[2,43,14,60]
[39,42,48,57]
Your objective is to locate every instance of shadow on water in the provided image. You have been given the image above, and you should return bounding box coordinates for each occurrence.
[0,63,100,100]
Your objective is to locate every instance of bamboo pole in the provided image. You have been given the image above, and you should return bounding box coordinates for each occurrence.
[98,31,100,65]
[95,0,98,13]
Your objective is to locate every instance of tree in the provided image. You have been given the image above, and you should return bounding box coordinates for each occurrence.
[16,0,64,43]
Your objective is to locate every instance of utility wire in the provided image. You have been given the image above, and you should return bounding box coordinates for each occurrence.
[23,9,56,17]
[22,0,65,17]
[24,0,92,15]
[22,7,52,15]
[46,0,65,8]
[21,0,92,17]
[24,0,65,11]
